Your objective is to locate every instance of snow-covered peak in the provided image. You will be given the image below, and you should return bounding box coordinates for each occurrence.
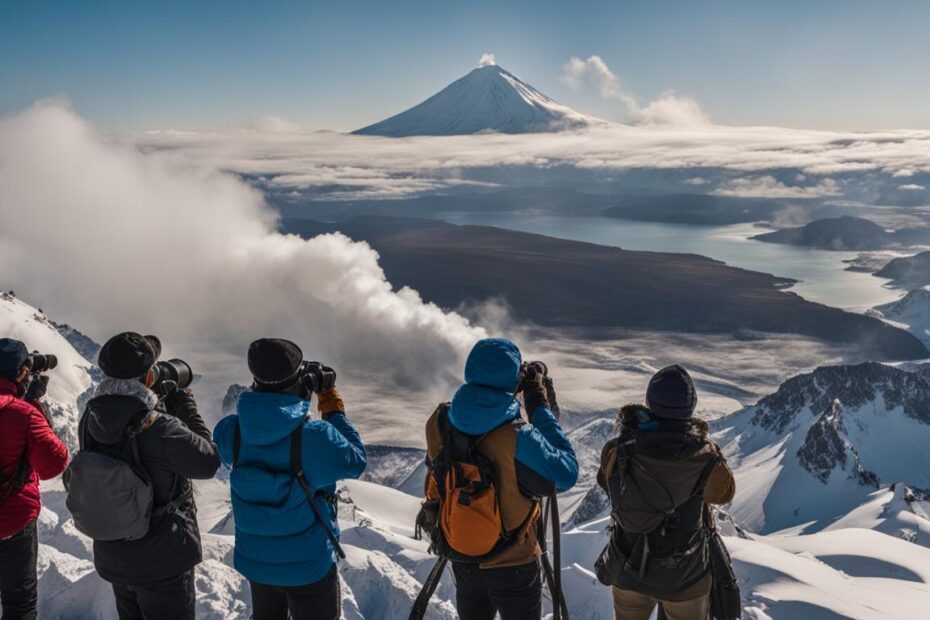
[353,64,602,137]
[713,362,930,533]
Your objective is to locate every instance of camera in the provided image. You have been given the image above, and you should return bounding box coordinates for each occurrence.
[520,360,548,382]
[28,353,58,374]
[150,358,193,394]
[297,361,336,394]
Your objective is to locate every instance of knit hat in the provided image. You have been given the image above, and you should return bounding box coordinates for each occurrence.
[0,338,29,380]
[98,332,161,379]
[248,338,303,387]
[645,364,697,420]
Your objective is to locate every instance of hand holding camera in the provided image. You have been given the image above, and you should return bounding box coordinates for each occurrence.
[297,361,337,395]
[520,360,555,422]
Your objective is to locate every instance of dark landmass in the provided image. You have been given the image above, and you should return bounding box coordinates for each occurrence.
[281,216,927,360]
[754,216,930,250]
[602,194,787,225]
[875,251,930,288]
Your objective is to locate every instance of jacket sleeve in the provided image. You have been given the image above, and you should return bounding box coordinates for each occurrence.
[704,454,736,505]
[514,404,579,493]
[303,415,367,489]
[161,416,221,480]
[213,415,235,467]
[25,401,69,480]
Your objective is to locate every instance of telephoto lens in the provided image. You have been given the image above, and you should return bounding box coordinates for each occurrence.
[298,361,337,394]
[29,353,58,373]
[151,358,193,393]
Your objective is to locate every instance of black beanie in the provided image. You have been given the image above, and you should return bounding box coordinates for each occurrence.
[248,339,303,387]
[646,364,697,420]
[0,338,29,380]
[98,332,161,379]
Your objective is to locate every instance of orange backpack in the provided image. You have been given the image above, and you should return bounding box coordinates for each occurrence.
[427,404,518,562]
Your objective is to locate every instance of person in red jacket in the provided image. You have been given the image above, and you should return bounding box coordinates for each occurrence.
[0,338,70,620]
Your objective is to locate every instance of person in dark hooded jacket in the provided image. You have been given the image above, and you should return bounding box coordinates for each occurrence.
[0,338,69,620]
[423,338,578,620]
[213,338,367,620]
[597,365,735,620]
[79,332,220,620]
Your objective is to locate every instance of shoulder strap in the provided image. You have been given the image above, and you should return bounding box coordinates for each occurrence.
[289,425,301,473]
[692,453,719,499]
[289,425,347,560]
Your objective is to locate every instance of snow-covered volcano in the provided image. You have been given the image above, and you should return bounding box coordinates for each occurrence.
[353,63,600,137]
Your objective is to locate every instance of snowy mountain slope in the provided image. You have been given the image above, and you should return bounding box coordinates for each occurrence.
[712,362,930,534]
[353,64,600,137]
[871,287,930,346]
[0,292,94,449]
[824,483,930,546]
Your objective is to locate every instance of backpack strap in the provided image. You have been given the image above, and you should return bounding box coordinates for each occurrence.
[0,399,32,503]
[289,425,347,560]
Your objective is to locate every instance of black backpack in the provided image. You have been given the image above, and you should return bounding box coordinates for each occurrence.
[0,400,31,504]
[65,415,187,541]
[596,436,718,591]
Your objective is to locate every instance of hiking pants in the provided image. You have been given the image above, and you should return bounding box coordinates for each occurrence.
[452,561,542,620]
[612,585,710,620]
[249,565,341,620]
[112,570,196,620]
[0,521,38,620]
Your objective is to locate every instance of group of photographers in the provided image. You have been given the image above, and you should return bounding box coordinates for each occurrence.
[0,332,735,620]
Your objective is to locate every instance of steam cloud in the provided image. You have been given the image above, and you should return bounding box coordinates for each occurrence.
[560,55,710,126]
[0,104,487,401]
[478,53,496,67]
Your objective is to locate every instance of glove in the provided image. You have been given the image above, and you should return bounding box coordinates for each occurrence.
[520,362,550,423]
[544,376,561,420]
[317,387,346,421]
[24,375,49,403]
[164,387,197,422]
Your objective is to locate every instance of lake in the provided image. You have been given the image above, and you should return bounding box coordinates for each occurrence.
[440,213,902,313]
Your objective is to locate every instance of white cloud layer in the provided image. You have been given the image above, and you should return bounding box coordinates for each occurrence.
[715,175,841,198]
[478,53,496,67]
[560,55,710,126]
[129,117,930,201]
[0,104,487,401]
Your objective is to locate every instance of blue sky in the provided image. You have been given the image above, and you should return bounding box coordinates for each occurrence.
[2,1,929,131]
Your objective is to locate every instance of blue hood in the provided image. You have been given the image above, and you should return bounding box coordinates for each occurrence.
[449,338,522,435]
[237,391,310,446]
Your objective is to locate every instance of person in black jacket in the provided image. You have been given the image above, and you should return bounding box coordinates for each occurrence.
[79,332,220,620]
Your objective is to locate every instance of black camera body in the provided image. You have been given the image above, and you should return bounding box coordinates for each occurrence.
[150,358,193,395]
[29,353,58,374]
[297,361,336,395]
[520,360,548,382]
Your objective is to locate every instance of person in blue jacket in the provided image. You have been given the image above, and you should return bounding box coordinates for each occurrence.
[423,338,578,620]
[214,338,366,620]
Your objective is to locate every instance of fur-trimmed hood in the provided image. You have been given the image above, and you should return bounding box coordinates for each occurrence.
[84,378,159,444]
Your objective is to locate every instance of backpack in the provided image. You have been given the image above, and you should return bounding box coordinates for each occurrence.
[64,415,183,542]
[0,398,32,504]
[231,418,346,559]
[411,403,568,620]
[422,403,524,562]
[595,434,718,591]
